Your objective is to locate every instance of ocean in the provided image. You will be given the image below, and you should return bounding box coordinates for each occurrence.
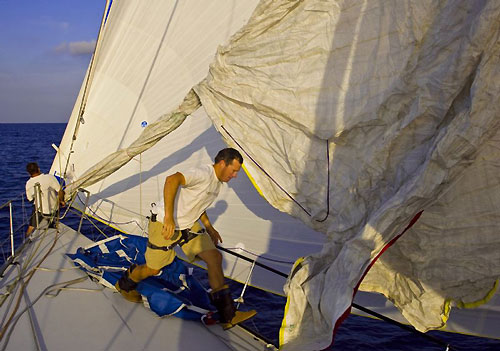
[0,123,499,350]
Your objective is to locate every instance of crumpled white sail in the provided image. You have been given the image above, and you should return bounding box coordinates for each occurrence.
[52,0,500,350]
[194,0,500,349]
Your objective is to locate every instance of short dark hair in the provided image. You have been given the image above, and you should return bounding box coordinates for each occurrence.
[26,162,40,175]
[214,148,243,165]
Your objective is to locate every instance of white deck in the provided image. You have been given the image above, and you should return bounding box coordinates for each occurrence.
[0,224,276,351]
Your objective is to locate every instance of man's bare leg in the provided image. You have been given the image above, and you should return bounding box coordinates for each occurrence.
[197,249,224,291]
[26,225,34,237]
[129,264,160,282]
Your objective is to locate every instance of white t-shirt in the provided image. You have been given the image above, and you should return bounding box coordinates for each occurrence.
[174,164,222,230]
[25,174,61,214]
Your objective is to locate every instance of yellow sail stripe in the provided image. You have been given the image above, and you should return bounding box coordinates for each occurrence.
[241,163,266,198]
[457,279,499,309]
[279,256,305,349]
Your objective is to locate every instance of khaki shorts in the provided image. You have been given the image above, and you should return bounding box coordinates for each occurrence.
[144,221,216,270]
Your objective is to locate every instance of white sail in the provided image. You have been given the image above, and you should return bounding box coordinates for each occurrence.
[51,0,500,350]
[50,0,325,297]
[194,0,500,349]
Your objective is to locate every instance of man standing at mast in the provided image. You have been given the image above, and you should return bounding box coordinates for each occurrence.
[116,148,256,329]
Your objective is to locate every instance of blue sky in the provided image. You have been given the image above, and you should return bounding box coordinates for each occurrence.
[0,0,104,123]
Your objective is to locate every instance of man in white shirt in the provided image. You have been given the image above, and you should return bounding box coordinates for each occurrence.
[25,162,65,236]
[115,148,256,328]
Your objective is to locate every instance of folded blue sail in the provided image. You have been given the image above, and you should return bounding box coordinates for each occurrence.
[67,235,213,321]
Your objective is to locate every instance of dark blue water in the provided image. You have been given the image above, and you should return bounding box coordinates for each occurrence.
[1,123,499,350]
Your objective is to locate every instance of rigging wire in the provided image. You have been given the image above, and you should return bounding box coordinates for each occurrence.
[222,247,294,265]
[214,128,454,348]
[1,206,455,350]
[220,125,311,216]
[75,192,145,229]
[218,245,455,351]
[1,175,452,350]
[0,207,67,313]
[220,125,331,222]
[315,140,330,222]
[62,0,111,179]
[0,276,93,351]
[0,223,61,343]
[67,207,110,239]
[0,203,100,350]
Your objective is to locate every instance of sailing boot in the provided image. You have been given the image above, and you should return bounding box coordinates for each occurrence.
[115,264,142,303]
[210,285,257,330]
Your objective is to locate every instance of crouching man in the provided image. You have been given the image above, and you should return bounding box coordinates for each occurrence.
[115,148,256,329]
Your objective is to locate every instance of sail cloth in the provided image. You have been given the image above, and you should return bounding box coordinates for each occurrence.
[51,0,324,300]
[67,234,213,321]
[63,90,201,198]
[52,0,500,350]
[193,0,500,349]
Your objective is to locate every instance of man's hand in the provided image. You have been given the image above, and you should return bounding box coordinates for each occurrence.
[58,190,66,208]
[162,172,185,241]
[162,217,176,240]
[206,226,222,245]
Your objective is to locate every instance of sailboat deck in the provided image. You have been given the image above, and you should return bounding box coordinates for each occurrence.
[0,223,275,351]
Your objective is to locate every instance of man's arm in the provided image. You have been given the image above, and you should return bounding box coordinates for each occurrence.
[25,182,34,202]
[162,172,186,239]
[49,176,65,207]
[58,189,66,207]
[199,211,222,245]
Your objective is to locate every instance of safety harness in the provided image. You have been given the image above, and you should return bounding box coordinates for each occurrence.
[146,228,204,251]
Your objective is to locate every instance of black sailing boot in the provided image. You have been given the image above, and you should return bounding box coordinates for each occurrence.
[115,264,142,303]
[210,285,257,330]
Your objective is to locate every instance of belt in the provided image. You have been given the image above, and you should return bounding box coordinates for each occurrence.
[147,228,204,251]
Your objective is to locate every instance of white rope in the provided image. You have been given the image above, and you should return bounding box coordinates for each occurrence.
[35,266,80,272]
[0,225,60,348]
[45,277,105,298]
[0,276,91,351]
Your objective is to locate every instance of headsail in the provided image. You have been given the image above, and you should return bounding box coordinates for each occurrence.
[52,0,500,350]
[194,0,500,349]
[50,0,325,299]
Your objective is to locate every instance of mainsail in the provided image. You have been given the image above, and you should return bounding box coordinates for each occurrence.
[52,0,500,350]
